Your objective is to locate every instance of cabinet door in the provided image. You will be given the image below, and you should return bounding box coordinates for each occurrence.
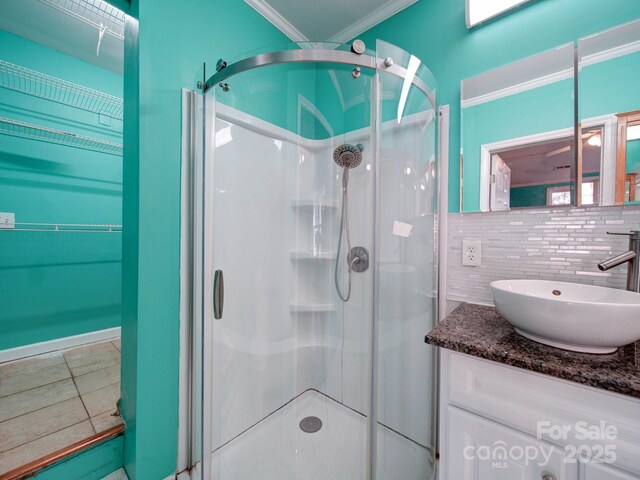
[583,463,639,480]
[447,406,578,480]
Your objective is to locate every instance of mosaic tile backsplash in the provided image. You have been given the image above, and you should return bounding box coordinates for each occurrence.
[447,205,640,305]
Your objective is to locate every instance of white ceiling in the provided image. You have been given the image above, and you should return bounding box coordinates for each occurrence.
[245,0,418,44]
[0,0,124,74]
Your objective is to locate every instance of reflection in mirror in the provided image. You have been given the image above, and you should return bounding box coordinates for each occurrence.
[617,111,640,203]
[0,0,124,476]
[460,44,575,212]
[626,122,640,202]
[579,19,640,205]
[486,127,603,210]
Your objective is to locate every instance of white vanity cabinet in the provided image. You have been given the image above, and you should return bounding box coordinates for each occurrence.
[438,351,640,480]
[583,464,640,480]
[448,406,577,479]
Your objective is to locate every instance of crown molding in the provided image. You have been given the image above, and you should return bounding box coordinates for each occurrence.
[462,68,573,109]
[244,0,309,42]
[580,39,640,67]
[245,0,418,46]
[462,37,640,109]
[328,0,418,43]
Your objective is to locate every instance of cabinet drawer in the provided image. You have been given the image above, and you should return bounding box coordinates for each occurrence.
[583,463,639,480]
[447,405,577,480]
[446,351,640,475]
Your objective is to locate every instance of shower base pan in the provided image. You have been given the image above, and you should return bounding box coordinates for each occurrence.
[211,389,433,479]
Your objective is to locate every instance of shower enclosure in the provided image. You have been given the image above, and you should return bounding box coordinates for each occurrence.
[188,39,439,480]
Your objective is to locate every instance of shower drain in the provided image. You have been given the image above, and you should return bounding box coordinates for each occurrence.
[299,416,323,433]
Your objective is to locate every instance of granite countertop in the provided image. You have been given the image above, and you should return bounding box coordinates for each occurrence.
[425,303,640,398]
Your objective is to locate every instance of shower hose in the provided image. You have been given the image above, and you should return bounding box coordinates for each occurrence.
[334,166,360,302]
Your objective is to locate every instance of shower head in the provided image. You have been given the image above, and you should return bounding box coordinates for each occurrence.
[333,144,362,169]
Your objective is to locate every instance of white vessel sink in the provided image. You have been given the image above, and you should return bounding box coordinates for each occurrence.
[490,279,640,354]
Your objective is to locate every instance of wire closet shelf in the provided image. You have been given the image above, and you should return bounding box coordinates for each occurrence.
[2,223,123,233]
[36,0,125,40]
[0,117,123,156]
[0,60,124,120]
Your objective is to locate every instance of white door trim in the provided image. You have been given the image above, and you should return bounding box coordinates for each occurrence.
[438,105,450,323]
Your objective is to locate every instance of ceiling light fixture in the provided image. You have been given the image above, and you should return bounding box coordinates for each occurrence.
[587,134,602,147]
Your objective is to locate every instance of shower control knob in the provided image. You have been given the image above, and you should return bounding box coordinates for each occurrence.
[348,247,369,273]
[383,56,394,68]
[351,39,366,55]
[542,474,556,480]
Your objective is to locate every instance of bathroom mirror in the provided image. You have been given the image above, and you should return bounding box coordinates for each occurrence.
[578,19,640,205]
[0,0,124,476]
[460,44,576,212]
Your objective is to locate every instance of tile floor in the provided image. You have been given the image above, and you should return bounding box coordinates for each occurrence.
[0,338,123,475]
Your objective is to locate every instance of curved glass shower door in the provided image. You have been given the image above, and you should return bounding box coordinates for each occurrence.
[373,40,438,479]
[198,41,438,480]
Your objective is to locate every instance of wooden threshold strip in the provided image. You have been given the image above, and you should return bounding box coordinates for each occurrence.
[0,424,125,480]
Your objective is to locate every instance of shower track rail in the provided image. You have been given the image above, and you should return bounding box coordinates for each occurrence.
[204,49,436,108]
[0,117,123,156]
[1,222,123,233]
[0,60,124,120]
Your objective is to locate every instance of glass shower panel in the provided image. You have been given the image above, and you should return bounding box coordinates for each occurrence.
[374,39,438,480]
[205,59,375,480]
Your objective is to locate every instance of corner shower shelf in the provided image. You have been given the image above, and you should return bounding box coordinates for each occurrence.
[0,60,124,120]
[290,199,339,212]
[0,117,123,156]
[1,222,122,233]
[290,251,337,261]
[289,300,337,313]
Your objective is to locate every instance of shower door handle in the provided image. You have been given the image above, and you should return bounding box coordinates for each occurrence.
[213,270,224,319]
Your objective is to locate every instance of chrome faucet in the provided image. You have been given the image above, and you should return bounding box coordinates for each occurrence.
[597,230,640,293]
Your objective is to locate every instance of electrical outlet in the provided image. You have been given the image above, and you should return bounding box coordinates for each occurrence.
[0,212,15,229]
[462,239,481,266]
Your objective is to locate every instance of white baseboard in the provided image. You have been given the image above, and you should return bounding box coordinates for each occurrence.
[0,327,121,363]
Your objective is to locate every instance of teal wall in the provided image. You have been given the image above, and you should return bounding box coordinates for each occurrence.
[358,0,640,212]
[510,183,556,208]
[461,79,574,211]
[580,50,640,119]
[122,1,290,478]
[628,139,640,173]
[0,30,123,349]
[510,172,600,208]
[32,436,123,480]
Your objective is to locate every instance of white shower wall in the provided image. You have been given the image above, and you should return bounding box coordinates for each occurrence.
[211,110,298,449]
[210,104,436,452]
